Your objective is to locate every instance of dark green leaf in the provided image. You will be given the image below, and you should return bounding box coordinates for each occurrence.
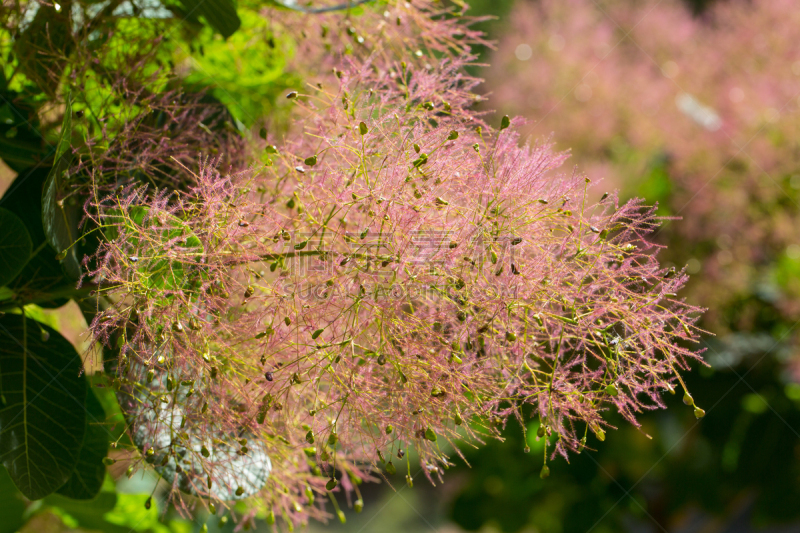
[0,91,45,172]
[178,0,241,38]
[0,313,87,500]
[0,167,70,307]
[0,466,26,533]
[41,96,81,280]
[0,208,32,287]
[56,389,109,500]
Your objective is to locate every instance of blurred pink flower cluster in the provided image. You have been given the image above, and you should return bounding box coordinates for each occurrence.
[82,0,704,528]
[486,0,800,336]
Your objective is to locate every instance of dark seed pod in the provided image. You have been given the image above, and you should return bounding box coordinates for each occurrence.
[144,497,152,510]
[265,371,274,381]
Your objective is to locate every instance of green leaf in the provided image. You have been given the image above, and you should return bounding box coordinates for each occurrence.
[104,206,204,291]
[178,0,241,38]
[1,167,70,307]
[56,389,109,500]
[0,208,32,287]
[0,466,26,533]
[0,90,46,172]
[42,96,81,280]
[0,313,87,500]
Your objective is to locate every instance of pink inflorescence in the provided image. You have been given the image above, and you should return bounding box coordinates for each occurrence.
[83,0,704,528]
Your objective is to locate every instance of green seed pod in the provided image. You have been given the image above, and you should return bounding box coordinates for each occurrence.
[304,155,317,166]
[595,428,606,442]
[537,425,546,438]
[472,143,480,153]
[266,510,275,525]
[126,465,134,477]
[386,461,396,475]
[305,485,315,505]
[311,328,324,340]
[235,486,245,496]
[337,510,346,524]
[144,496,152,510]
[305,430,315,444]
[406,475,414,487]
[430,386,445,398]
[540,465,550,479]
[425,428,437,442]
[683,392,694,406]
[359,122,368,135]
[523,446,531,454]
[103,457,116,466]
[201,446,210,458]
[326,478,337,490]
[354,499,364,513]
[209,502,216,515]
[505,331,517,342]
[377,354,387,365]
[447,130,459,140]
[694,407,706,419]
[377,449,385,463]
[284,317,291,326]
[454,413,463,425]
[605,384,619,397]
[500,115,511,130]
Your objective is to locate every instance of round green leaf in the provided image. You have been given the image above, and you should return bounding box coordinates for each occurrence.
[0,313,87,500]
[0,207,33,287]
[56,388,109,500]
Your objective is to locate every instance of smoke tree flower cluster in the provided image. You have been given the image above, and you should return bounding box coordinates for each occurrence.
[485,0,800,342]
[75,6,705,529]
[0,0,705,529]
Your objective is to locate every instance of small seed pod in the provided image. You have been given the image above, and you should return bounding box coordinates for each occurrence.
[694,407,706,419]
[385,425,394,434]
[354,499,364,513]
[523,446,531,454]
[386,461,396,475]
[144,497,152,510]
[605,384,619,397]
[683,392,694,406]
[540,465,550,479]
[326,478,337,490]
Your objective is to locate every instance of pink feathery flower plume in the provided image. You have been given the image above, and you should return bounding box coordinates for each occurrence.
[84,1,704,529]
